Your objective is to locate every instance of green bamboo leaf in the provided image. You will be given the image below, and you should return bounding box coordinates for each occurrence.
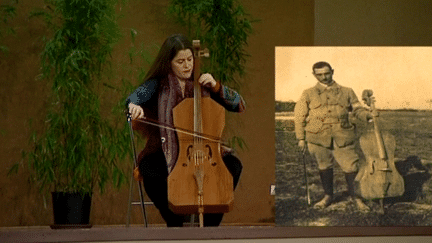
[18,0,130,196]
[7,163,19,176]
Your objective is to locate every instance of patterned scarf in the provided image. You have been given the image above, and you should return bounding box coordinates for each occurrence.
[158,73,183,173]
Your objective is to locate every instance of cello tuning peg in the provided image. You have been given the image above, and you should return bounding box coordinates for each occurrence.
[362,89,374,106]
[201,48,210,58]
[362,89,374,97]
[193,40,200,48]
[362,98,371,106]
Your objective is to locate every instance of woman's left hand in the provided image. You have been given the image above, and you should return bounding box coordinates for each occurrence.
[198,73,217,89]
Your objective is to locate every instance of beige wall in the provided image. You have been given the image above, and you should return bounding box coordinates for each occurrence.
[315,0,432,46]
[0,0,314,226]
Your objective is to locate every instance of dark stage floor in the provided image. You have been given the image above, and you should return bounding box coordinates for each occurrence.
[1,224,432,243]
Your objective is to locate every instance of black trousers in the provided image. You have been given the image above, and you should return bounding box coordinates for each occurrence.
[139,148,242,227]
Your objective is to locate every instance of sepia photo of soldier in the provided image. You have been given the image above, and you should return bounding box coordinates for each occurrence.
[294,61,372,212]
[275,47,432,227]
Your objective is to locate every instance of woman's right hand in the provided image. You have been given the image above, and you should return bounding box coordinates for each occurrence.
[128,103,145,120]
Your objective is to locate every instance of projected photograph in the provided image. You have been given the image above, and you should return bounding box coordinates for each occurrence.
[275,47,432,226]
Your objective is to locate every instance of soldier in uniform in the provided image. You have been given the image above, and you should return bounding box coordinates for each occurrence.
[294,61,371,212]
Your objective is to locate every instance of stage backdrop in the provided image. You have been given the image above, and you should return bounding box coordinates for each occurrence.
[0,0,313,226]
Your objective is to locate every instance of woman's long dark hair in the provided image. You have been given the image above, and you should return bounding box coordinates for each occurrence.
[143,34,194,84]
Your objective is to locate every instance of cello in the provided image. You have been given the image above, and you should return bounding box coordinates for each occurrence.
[167,40,234,227]
[355,90,404,213]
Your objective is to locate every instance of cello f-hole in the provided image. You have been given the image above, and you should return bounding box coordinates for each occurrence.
[205,144,216,166]
[185,145,194,167]
[369,160,375,175]
[205,144,212,158]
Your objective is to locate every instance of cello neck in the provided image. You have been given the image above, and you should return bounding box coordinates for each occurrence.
[193,40,203,138]
[369,96,388,160]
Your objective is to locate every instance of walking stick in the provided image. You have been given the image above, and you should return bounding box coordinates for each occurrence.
[301,150,311,206]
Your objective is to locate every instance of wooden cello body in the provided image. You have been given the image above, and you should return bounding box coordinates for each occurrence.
[355,90,404,202]
[167,40,234,223]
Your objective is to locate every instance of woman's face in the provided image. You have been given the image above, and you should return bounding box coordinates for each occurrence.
[171,49,194,81]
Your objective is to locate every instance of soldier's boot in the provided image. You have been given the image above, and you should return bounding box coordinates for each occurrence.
[314,168,333,209]
[345,172,370,213]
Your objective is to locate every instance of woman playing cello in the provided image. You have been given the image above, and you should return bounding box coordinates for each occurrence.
[126,34,245,227]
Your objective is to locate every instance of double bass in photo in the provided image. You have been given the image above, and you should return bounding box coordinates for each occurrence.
[355,90,405,213]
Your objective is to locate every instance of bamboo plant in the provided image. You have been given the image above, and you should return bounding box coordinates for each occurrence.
[168,0,255,91]
[21,0,130,196]
[168,0,255,150]
[0,0,18,54]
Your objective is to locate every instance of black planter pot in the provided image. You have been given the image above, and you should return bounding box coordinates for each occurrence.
[50,191,92,229]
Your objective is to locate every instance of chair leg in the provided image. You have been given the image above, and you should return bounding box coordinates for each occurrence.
[125,114,150,227]
[126,174,150,227]
[126,175,134,227]
[137,181,148,227]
